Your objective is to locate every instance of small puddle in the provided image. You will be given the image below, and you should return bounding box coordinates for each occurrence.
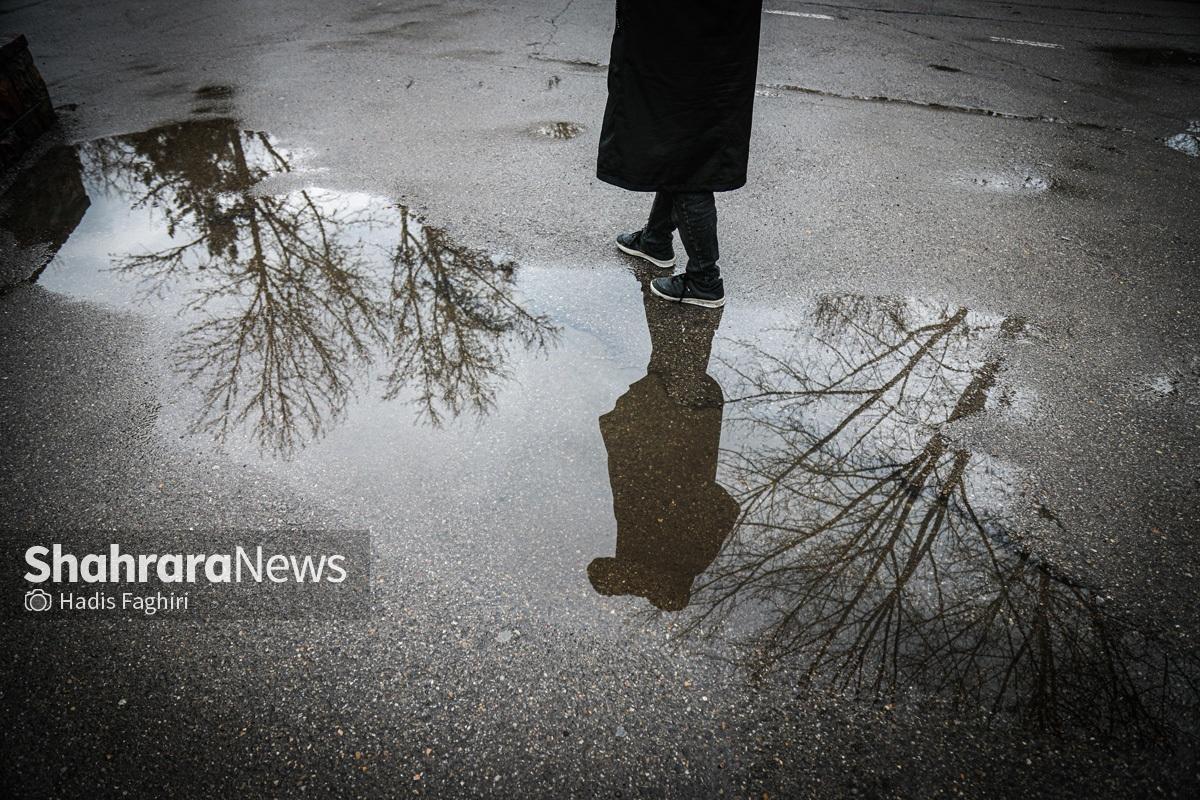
[955,164,1052,194]
[1140,356,1200,405]
[529,121,585,140]
[1166,121,1200,158]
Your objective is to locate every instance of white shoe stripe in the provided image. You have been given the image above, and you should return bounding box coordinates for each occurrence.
[616,241,676,268]
[649,280,725,308]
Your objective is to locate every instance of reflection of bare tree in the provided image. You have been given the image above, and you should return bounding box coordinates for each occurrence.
[385,208,557,425]
[81,119,556,453]
[679,295,1199,737]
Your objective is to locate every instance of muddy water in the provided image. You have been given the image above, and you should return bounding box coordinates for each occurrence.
[3,119,1197,742]
[531,121,586,139]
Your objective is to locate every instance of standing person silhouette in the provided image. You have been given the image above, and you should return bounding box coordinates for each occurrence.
[597,2,764,309]
[588,270,739,611]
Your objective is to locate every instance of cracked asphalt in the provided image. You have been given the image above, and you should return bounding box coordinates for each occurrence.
[1,1,1199,798]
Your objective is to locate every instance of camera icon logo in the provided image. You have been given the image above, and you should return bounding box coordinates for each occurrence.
[24,588,53,613]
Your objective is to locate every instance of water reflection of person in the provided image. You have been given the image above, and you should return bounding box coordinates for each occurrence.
[588,273,739,611]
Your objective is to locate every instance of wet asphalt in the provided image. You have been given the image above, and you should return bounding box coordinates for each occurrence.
[1,1,1199,798]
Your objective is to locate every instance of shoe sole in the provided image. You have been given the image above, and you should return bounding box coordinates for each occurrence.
[649,281,726,308]
[616,240,676,269]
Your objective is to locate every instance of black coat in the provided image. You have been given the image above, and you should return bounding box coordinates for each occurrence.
[597,1,763,193]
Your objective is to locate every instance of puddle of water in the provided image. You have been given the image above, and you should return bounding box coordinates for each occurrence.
[649,296,1198,738]
[530,121,585,140]
[6,118,558,455]
[1167,132,1200,157]
[1140,356,1200,405]
[2,119,1196,741]
[604,297,1030,623]
[1166,121,1200,157]
[957,165,1052,194]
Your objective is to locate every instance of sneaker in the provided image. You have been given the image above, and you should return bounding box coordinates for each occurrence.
[616,230,676,269]
[650,273,725,308]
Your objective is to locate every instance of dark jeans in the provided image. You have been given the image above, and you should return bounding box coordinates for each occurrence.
[639,191,720,282]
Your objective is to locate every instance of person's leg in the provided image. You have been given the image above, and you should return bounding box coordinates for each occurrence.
[649,191,725,308]
[616,191,676,267]
[672,191,719,283]
[640,191,676,251]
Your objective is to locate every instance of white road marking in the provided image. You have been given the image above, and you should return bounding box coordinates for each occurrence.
[764,10,836,20]
[988,36,1064,49]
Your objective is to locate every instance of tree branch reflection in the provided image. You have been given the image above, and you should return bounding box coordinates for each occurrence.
[385,208,557,426]
[79,119,557,454]
[675,295,1198,737]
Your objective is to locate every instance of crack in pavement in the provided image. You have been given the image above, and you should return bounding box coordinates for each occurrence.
[528,0,577,57]
[854,15,1193,130]
[523,48,1135,133]
[760,82,1136,132]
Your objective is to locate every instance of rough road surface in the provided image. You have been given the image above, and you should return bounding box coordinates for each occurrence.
[1,1,1199,797]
